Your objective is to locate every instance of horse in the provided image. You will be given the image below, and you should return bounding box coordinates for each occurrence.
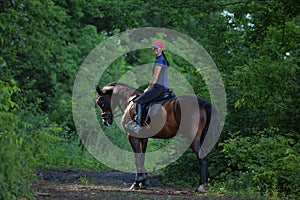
[95,82,220,193]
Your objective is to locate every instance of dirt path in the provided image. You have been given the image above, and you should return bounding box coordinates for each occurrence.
[31,169,227,200]
[32,170,231,200]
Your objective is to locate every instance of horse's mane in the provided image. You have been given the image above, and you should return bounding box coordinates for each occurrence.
[107,82,134,89]
[106,82,142,92]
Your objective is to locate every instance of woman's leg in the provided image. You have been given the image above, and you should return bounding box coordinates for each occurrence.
[135,87,165,105]
[125,87,166,133]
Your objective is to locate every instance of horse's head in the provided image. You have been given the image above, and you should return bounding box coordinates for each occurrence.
[95,85,114,126]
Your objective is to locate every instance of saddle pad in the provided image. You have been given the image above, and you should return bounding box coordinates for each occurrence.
[147,103,163,117]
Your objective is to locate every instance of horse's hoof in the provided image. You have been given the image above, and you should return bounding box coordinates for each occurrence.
[138,180,147,190]
[197,184,206,193]
[129,181,147,190]
[129,182,140,190]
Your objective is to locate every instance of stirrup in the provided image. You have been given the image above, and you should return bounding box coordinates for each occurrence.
[125,121,142,134]
[143,121,150,129]
[125,120,136,126]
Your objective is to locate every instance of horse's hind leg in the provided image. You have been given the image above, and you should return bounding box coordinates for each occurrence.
[191,137,209,193]
[198,155,208,192]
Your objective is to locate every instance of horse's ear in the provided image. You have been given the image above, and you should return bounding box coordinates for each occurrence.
[95,85,102,94]
[102,86,114,94]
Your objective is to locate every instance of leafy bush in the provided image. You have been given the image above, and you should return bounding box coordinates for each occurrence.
[0,80,34,199]
[211,133,300,198]
[160,149,199,188]
[0,132,34,200]
[0,80,105,200]
[160,132,299,198]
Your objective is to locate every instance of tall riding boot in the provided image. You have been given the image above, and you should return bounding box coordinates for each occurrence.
[125,103,143,134]
[134,103,143,126]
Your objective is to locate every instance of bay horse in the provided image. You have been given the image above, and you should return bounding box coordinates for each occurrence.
[95,82,220,192]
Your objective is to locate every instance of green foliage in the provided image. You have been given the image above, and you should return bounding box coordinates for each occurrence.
[1,0,299,198]
[211,133,300,198]
[0,80,19,111]
[0,131,34,200]
[0,0,105,194]
[226,16,300,136]
[161,133,300,198]
[0,79,103,199]
[0,80,33,199]
[1,0,105,133]
[160,149,199,188]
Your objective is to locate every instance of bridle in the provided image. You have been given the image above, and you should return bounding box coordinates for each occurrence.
[95,88,129,125]
[96,93,113,126]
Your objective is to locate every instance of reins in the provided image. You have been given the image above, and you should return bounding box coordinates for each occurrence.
[113,108,123,118]
[113,93,139,118]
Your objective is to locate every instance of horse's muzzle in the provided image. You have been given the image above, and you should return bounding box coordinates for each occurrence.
[101,112,113,126]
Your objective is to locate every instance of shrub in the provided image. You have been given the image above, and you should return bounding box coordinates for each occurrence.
[0,80,34,199]
[213,133,300,198]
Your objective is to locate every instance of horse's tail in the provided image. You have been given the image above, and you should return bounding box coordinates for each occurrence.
[199,101,221,158]
[200,102,211,146]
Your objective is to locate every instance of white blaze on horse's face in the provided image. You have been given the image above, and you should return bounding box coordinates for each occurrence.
[95,86,113,126]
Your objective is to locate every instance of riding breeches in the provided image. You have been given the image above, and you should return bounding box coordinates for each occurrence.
[135,85,167,106]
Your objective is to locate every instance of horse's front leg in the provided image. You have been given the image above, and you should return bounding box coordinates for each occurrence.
[133,152,147,189]
[128,135,148,190]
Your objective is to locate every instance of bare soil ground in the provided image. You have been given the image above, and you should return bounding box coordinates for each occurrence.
[31,169,231,200]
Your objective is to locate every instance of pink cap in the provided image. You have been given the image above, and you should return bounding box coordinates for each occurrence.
[153,41,163,48]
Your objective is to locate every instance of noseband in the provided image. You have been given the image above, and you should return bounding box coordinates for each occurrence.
[101,111,112,121]
[96,94,112,123]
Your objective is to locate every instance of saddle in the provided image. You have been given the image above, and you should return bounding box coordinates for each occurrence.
[133,89,176,126]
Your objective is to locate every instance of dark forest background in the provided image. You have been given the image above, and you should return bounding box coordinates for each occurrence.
[1,0,299,199]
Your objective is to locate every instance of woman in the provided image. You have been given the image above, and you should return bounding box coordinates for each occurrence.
[125,41,170,134]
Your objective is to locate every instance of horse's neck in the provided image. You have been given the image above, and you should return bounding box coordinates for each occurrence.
[114,84,137,112]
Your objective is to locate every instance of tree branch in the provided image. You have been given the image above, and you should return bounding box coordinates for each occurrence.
[222,1,246,7]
